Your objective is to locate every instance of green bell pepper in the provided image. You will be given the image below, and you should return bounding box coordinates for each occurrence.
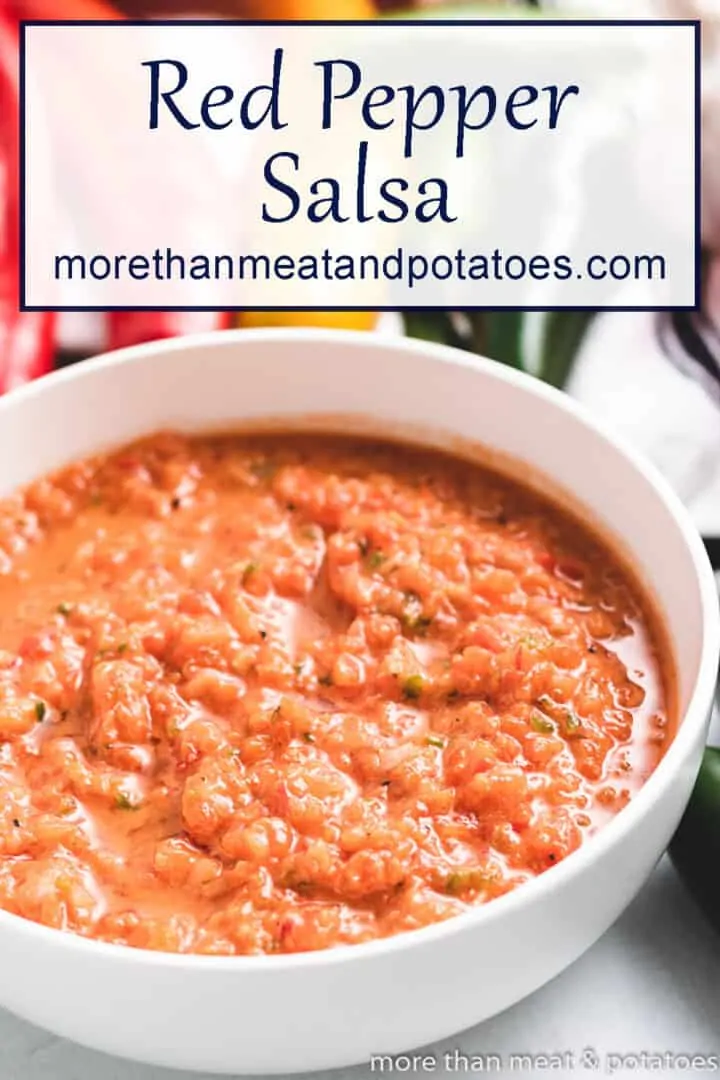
[669,746,720,934]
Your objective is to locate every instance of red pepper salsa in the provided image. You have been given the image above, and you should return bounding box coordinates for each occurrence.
[0,432,671,954]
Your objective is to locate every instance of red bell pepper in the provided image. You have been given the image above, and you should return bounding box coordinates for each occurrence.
[106,310,231,351]
[11,0,230,354]
[0,6,54,391]
[12,0,120,15]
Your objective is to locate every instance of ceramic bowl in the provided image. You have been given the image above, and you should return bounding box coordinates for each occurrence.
[0,329,717,1074]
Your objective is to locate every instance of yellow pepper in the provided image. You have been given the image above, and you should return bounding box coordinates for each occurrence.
[239,0,375,17]
[234,0,377,331]
[236,310,379,331]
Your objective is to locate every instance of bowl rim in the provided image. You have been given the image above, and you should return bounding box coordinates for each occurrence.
[0,326,717,971]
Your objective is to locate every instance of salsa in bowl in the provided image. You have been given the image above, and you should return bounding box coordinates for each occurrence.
[0,329,715,1073]
[0,430,671,956]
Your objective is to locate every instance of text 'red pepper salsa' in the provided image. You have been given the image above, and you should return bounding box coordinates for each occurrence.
[0,432,671,955]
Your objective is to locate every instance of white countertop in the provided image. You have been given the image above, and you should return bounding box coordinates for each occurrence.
[2,856,719,1080]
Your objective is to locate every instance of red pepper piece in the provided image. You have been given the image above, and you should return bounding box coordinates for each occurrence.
[11,0,228,357]
[0,7,55,391]
[10,0,121,18]
[106,310,231,351]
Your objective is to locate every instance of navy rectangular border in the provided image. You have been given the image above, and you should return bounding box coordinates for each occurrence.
[19,18,702,314]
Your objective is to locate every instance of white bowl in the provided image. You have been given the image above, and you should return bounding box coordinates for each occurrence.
[0,329,717,1075]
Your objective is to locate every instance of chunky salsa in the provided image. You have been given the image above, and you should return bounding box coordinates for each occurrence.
[0,432,670,955]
